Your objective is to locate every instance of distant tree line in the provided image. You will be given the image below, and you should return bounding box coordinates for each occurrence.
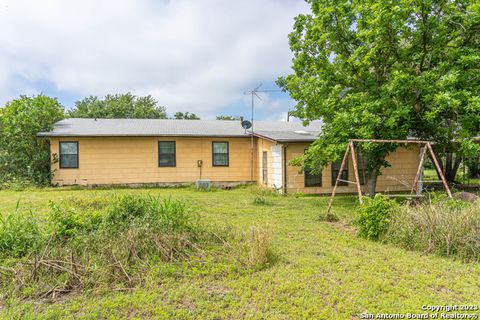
[69,93,167,119]
[216,115,240,121]
[173,112,200,120]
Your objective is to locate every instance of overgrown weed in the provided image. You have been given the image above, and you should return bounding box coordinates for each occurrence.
[0,194,276,300]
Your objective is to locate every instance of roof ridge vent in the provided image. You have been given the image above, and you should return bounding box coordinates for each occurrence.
[294,130,310,135]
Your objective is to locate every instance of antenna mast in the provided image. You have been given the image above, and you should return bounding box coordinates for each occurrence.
[243,84,283,182]
[244,84,283,131]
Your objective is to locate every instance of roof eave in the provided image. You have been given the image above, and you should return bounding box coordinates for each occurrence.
[37,133,251,138]
[276,139,317,143]
[251,132,317,143]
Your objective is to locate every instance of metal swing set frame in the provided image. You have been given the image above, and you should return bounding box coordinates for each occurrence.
[326,139,453,214]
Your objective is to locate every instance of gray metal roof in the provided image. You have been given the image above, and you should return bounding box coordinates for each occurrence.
[252,130,320,142]
[38,118,321,142]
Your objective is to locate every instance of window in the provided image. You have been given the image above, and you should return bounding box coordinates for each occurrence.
[331,159,348,186]
[304,149,321,187]
[212,142,229,166]
[158,141,176,167]
[357,151,368,185]
[304,166,322,187]
[59,141,79,169]
[262,151,268,184]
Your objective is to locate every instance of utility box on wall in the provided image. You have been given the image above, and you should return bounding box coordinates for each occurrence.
[196,179,211,190]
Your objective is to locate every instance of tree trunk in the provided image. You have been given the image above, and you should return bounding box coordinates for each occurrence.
[430,152,461,183]
[451,154,462,182]
[444,152,453,181]
[440,152,462,183]
[365,166,380,197]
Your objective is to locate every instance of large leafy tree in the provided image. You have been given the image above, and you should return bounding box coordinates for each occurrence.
[69,93,167,119]
[0,95,65,186]
[278,0,480,194]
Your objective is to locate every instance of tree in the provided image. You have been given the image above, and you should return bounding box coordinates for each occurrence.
[466,157,479,179]
[216,115,240,120]
[69,93,167,119]
[278,0,480,194]
[0,95,65,186]
[174,112,200,120]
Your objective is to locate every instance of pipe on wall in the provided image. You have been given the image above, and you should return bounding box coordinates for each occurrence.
[283,143,288,194]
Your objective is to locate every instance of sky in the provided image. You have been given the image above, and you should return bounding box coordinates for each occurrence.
[0,0,309,120]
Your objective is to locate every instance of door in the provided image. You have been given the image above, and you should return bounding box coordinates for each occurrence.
[262,151,268,184]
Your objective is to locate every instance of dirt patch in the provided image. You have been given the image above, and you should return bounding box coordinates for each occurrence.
[205,284,231,298]
[330,222,357,235]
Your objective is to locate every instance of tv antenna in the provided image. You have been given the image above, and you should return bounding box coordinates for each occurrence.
[243,84,283,133]
[244,84,283,182]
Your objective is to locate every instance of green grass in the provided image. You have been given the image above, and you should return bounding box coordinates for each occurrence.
[1,186,479,319]
[424,168,480,185]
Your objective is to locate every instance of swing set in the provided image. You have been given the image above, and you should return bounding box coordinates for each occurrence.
[326,139,453,214]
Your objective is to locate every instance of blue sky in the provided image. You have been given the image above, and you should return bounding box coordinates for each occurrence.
[0,0,309,120]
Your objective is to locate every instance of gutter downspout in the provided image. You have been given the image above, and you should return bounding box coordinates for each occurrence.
[283,143,288,194]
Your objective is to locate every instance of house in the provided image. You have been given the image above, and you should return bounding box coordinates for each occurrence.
[38,118,421,194]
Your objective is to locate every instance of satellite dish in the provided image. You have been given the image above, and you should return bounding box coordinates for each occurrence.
[241,120,252,130]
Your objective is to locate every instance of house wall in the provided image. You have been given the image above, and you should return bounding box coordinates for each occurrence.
[256,138,283,191]
[50,137,256,186]
[284,142,420,194]
[49,135,420,193]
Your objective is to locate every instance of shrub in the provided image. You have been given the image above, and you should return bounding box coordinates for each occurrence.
[0,205,43,258]
[386,200,480,261]
[356,195,397,240]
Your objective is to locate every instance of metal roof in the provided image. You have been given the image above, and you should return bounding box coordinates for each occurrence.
[38,118,321,142]
[252,130,320,142]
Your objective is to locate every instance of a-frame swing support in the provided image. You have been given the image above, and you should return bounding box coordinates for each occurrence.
[326,139,453,214]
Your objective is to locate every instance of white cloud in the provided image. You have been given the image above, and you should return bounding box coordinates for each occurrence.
[0,0,308,117]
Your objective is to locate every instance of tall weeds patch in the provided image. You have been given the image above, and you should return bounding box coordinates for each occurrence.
[0,203,43,258]
[385,200,480,262]
[0,194,275,299]
[247,226,272,269]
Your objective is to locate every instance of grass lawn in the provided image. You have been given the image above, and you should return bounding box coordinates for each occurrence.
[424,168,480,185]
[0,186,479,319]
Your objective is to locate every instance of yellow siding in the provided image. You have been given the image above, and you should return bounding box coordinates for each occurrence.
[50,137,256,186]
[256,138,278,189]
[285,142,420,194]
[49,136,419,192]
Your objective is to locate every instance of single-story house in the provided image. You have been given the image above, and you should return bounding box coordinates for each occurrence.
[38,118,421,194]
